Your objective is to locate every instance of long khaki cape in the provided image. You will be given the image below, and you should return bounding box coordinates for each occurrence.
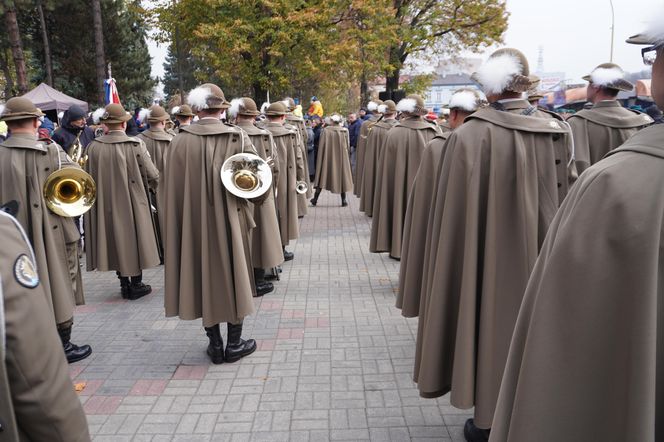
[0,134,81,324]
[490,125,664,442]
[263,122,303,246]
[286,115,312,216]
[313,125,353,194]
[369,118,440,259]
[353,115,379,197]
[414,106,573,428]
[137,127,172,174]
[569,100,652,174]
[359,118,398,216]
[396,133,448,317]
[84,132,160,276]
[0,212,90,442]
[163,119,257,326]
[236,121,284,269]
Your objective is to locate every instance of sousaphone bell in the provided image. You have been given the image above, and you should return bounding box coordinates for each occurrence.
[221,153,272,199]
[43,168,97,217]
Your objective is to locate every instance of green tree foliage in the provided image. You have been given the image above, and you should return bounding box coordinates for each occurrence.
[0,0,156,107]
[162,39,198,104]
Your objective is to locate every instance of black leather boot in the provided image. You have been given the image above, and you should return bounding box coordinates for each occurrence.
[310,188,322,206]
[254,268,274,297]
[341,192,348,207]
[128,273,152,300]
[58,325,92,364]
[204,324,224,364]
[119,276,130,299]
[463,418,490,442]
[225,322,256,363]
[283,246,294,261]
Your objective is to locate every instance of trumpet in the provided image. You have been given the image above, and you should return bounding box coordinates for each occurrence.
[295,180,308,195]
[43,168,96,217]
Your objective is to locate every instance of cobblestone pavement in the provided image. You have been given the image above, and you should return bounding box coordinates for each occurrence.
[72,192,471,441]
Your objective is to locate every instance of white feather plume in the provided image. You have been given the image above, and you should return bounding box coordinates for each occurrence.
[396,98,417,113]
[137,108,150,123]
[331,114,342,123]
[187,86,212,111]
[228,98,243,119]
[92,108,106,124]
[367,101,379,111]
[260,102,270,113]
[171,106,181,115]
[449,90,480,112]
[474,53,523,95]
[377,104,387,113]
[590,67,624,86]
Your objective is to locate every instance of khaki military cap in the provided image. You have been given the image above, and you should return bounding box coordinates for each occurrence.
[472,48,537,94]
[172,104,194,117]
[396,94,428,116]
[264,101,288,116]
[187,83,230,111]
[99,103,132,124]
[0,97,45,121]
[582,63,634,92]
[147,104,170,122]
[378,100,397,114]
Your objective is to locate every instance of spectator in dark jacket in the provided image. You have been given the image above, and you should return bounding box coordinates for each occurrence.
[347,113,362,171]
[52,105,95,155]
[311,116,323,176]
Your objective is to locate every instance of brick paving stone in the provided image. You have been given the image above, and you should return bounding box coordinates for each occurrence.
[71,193,471,441]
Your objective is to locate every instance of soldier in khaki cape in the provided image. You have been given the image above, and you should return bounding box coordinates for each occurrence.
[263,101,305,262]
[0,208,90,442]
[397,89,485,318]
[85,103,160,300]
[0,97,92,363]
[283,97,312,217]
[369,94,440,260]
[138,104,173,259]
[228,97,283,296]
[491,28,664,442]
[172,104,195,132]
[353,99,382,198]
[568,63,653,174]
[409,48,575,442]
[310,114,353,206]
[163,84,257,364]
[359,100,398,216]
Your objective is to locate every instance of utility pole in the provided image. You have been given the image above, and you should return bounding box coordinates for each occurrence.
[609,0,615,62]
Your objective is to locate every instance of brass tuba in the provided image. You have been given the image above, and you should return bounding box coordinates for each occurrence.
[295,180,308,195]
[221,152,273,199]
[68,131,88,167]
[43,168,96,217]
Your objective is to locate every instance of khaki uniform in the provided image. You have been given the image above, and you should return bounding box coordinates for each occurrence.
[491,125,664,442]
[413,100,574,429]
[369,117,441,259]
[353,114,379,197]
[137,127,173,175]
[358,118,398,216]
[163,119,258,326]
[0,134,83,325]
[0,211,89,442]
[286,115,313,215]
[264,121,305,246]
[313,125,353,194]
[396,133,449,317]
[84,131,160,276]
[568,100,653,174]
[235,120,284,269]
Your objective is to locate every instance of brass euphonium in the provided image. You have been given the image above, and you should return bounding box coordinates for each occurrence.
[43,168,97,217]
[221,152,273,199]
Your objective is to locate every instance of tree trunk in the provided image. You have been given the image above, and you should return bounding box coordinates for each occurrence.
[4,4,28,94]
[36,0,53,86]
[0,48,15,98]
[253,82,267,106]
[385,70,400,97]
[91,0,106,105]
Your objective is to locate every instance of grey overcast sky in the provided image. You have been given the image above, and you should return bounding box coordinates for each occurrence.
[147,0,661,86]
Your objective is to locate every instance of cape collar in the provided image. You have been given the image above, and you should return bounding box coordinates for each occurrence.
[0,133,47,152]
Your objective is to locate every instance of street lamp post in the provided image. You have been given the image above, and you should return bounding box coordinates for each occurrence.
[609,0,615,62]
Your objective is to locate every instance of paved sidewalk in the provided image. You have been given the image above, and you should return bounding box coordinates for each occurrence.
[72,192,471,441]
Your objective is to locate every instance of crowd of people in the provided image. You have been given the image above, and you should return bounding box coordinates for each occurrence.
[0,16,662,442]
